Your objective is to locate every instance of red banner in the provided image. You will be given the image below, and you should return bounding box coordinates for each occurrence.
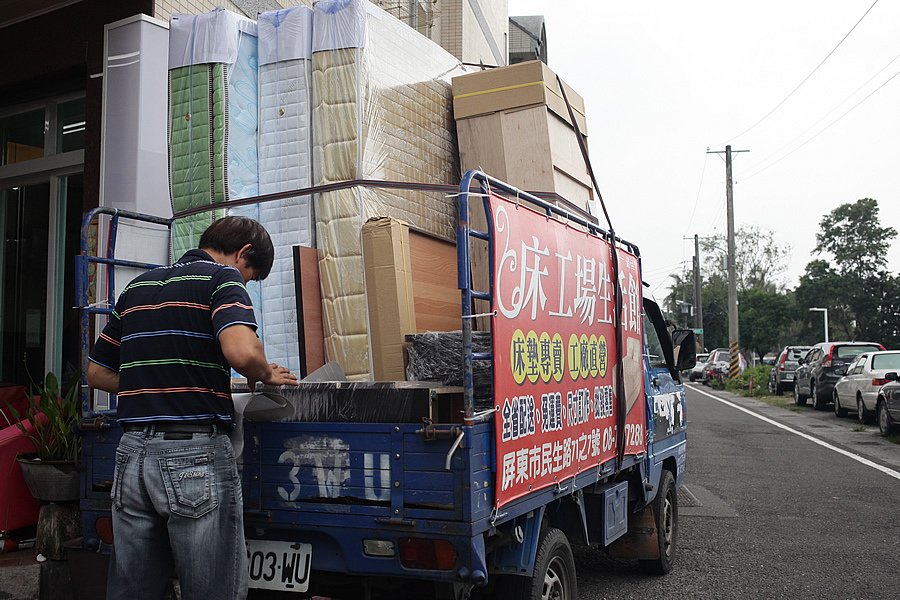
[489,194,645,507]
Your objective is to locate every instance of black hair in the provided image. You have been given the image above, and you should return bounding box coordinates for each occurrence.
[198,216,274,280]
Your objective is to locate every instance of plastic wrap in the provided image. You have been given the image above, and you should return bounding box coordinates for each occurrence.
[168,9,259,259]
[406,331,493,404]
[311,0,469,379]
[234,6,315,375]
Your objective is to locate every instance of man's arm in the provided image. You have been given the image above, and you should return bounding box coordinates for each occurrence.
[219,324,298,388]
[87,362,120,394]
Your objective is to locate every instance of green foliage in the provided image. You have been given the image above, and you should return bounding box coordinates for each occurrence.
[700,225,792,292]
[798,198,900,346]
[739,288,792,360]
[724,365,771,397]
[815,198,897,278]
[8,371,80,462]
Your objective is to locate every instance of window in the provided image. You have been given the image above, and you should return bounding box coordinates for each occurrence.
[836,345,881,359]
[0,109,45,165]
[872,353,900,371]
[642,313,667,369]
[57,99,86,153]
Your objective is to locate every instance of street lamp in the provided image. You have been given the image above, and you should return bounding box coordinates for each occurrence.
[809,307,829,343]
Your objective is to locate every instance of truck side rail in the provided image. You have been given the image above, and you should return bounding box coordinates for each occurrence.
[76,207,171,418]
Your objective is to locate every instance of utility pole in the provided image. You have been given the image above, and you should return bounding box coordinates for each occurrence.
[707,145,749,378]
[693,234,704,351]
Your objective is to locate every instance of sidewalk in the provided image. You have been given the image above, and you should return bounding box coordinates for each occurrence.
[0,547,40,600]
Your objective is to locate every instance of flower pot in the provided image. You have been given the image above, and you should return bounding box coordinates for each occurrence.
[16,457,79,502]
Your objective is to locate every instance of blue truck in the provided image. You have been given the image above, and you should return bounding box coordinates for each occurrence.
[77,171,694,599]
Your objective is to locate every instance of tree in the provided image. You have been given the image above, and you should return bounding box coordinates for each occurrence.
[700,225,791,292]
[738,288,791,361]
[815,198,896,278]
[799,198,899,344]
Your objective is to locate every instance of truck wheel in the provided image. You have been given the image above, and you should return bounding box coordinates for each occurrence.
[496,528,576,600]
[639,469,678,575]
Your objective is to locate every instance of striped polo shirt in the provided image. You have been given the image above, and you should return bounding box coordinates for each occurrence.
[89,249,257,428]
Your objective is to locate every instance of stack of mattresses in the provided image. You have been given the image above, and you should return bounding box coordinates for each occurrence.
[248,6,315,374]
[311,0,467,379]
[168,9,259,259]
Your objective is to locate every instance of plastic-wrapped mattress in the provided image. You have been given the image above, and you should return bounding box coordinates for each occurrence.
[311,0,467,379]
[168,9,259,259]
[238,6,315,374]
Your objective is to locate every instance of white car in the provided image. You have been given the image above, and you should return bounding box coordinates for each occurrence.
[832,350,900,423]
[688,353,710,382]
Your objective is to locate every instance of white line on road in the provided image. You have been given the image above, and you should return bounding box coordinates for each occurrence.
[688,384,900,482]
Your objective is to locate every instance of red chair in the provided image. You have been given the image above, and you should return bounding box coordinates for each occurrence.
[0,386,40,534]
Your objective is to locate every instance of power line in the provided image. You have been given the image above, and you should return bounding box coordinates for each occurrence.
[715,0,881,145]
[744,48,900,173]
[742,70,900,181]
[681,152,709,236]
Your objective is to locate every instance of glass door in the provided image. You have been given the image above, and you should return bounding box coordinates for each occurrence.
[0,182,51,385]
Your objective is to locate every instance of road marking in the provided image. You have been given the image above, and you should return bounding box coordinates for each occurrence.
[688,385,900,482]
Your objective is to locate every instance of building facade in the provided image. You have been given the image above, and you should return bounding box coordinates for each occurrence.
[0,0,514,392]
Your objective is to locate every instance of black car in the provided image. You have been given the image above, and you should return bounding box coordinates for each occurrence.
[794,341,884,410]
[767,345,811,396]
[876,372,900,436]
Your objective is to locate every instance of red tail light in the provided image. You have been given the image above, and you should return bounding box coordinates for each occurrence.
[872,378,890,387]
[778,353,786,371]
[822,346,834,368]
[398,538,457,570]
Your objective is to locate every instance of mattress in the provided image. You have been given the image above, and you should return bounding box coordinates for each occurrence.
[311,0,468,379]
[247,6,315,374]
[168,9,259,260]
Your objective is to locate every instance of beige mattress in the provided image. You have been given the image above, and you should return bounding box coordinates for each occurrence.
[311,0,467,379]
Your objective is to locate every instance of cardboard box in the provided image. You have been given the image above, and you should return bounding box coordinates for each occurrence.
[452,61,594,213]
[362,217,462,381]
[363,218,417,381]
[452,60,588,131]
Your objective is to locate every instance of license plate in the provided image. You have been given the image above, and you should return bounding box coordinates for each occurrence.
[247,539,312,592]
[783,374,794,381]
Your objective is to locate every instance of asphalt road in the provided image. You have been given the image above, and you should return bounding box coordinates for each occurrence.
[574,384,900,599]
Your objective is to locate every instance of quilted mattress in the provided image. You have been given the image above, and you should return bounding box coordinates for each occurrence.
[244,6,315,374]
[312,0,467,378]
[168,9,259,259]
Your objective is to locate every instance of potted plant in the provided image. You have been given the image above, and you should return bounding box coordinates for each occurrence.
[8,371,80,502]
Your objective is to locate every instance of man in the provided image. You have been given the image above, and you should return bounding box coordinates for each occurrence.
[88,216,298,600]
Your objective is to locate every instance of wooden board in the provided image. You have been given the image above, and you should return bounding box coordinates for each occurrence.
[294,245,326,378]
[408,230,461,331]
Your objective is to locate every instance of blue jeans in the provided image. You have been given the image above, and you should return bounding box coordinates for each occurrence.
[106,427,248,600]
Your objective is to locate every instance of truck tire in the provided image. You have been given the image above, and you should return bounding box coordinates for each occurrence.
[639,469,678,575]
[496,528,577,600]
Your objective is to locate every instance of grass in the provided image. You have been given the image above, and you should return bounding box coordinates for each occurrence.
[852,424,867,432]
[887,433,900,445]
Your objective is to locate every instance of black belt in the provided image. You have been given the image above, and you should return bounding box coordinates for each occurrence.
[122,422,219,434]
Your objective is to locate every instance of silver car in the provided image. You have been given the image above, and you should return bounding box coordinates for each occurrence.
[833,351,900,423]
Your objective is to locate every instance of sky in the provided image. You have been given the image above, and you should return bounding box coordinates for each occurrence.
[507,0,900,302]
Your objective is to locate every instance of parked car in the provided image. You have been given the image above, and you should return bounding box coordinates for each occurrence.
[793,341,885,410]
[875,372,900,436]
[767,345,811,396]
[702,347,747,385]
[689,352,710,382]
[833,351,900,422]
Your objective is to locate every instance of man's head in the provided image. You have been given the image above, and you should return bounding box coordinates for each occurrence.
[199,216,274,282]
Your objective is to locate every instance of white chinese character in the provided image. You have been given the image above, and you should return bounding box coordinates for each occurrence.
[502,452,516,491]
[550,251,573,318]
[542,443,553,476]
[574,255,597,324]
[516,448,529,483]
[596,258,613,324]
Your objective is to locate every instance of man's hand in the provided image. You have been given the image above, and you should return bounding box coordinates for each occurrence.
[249,363,299,391]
